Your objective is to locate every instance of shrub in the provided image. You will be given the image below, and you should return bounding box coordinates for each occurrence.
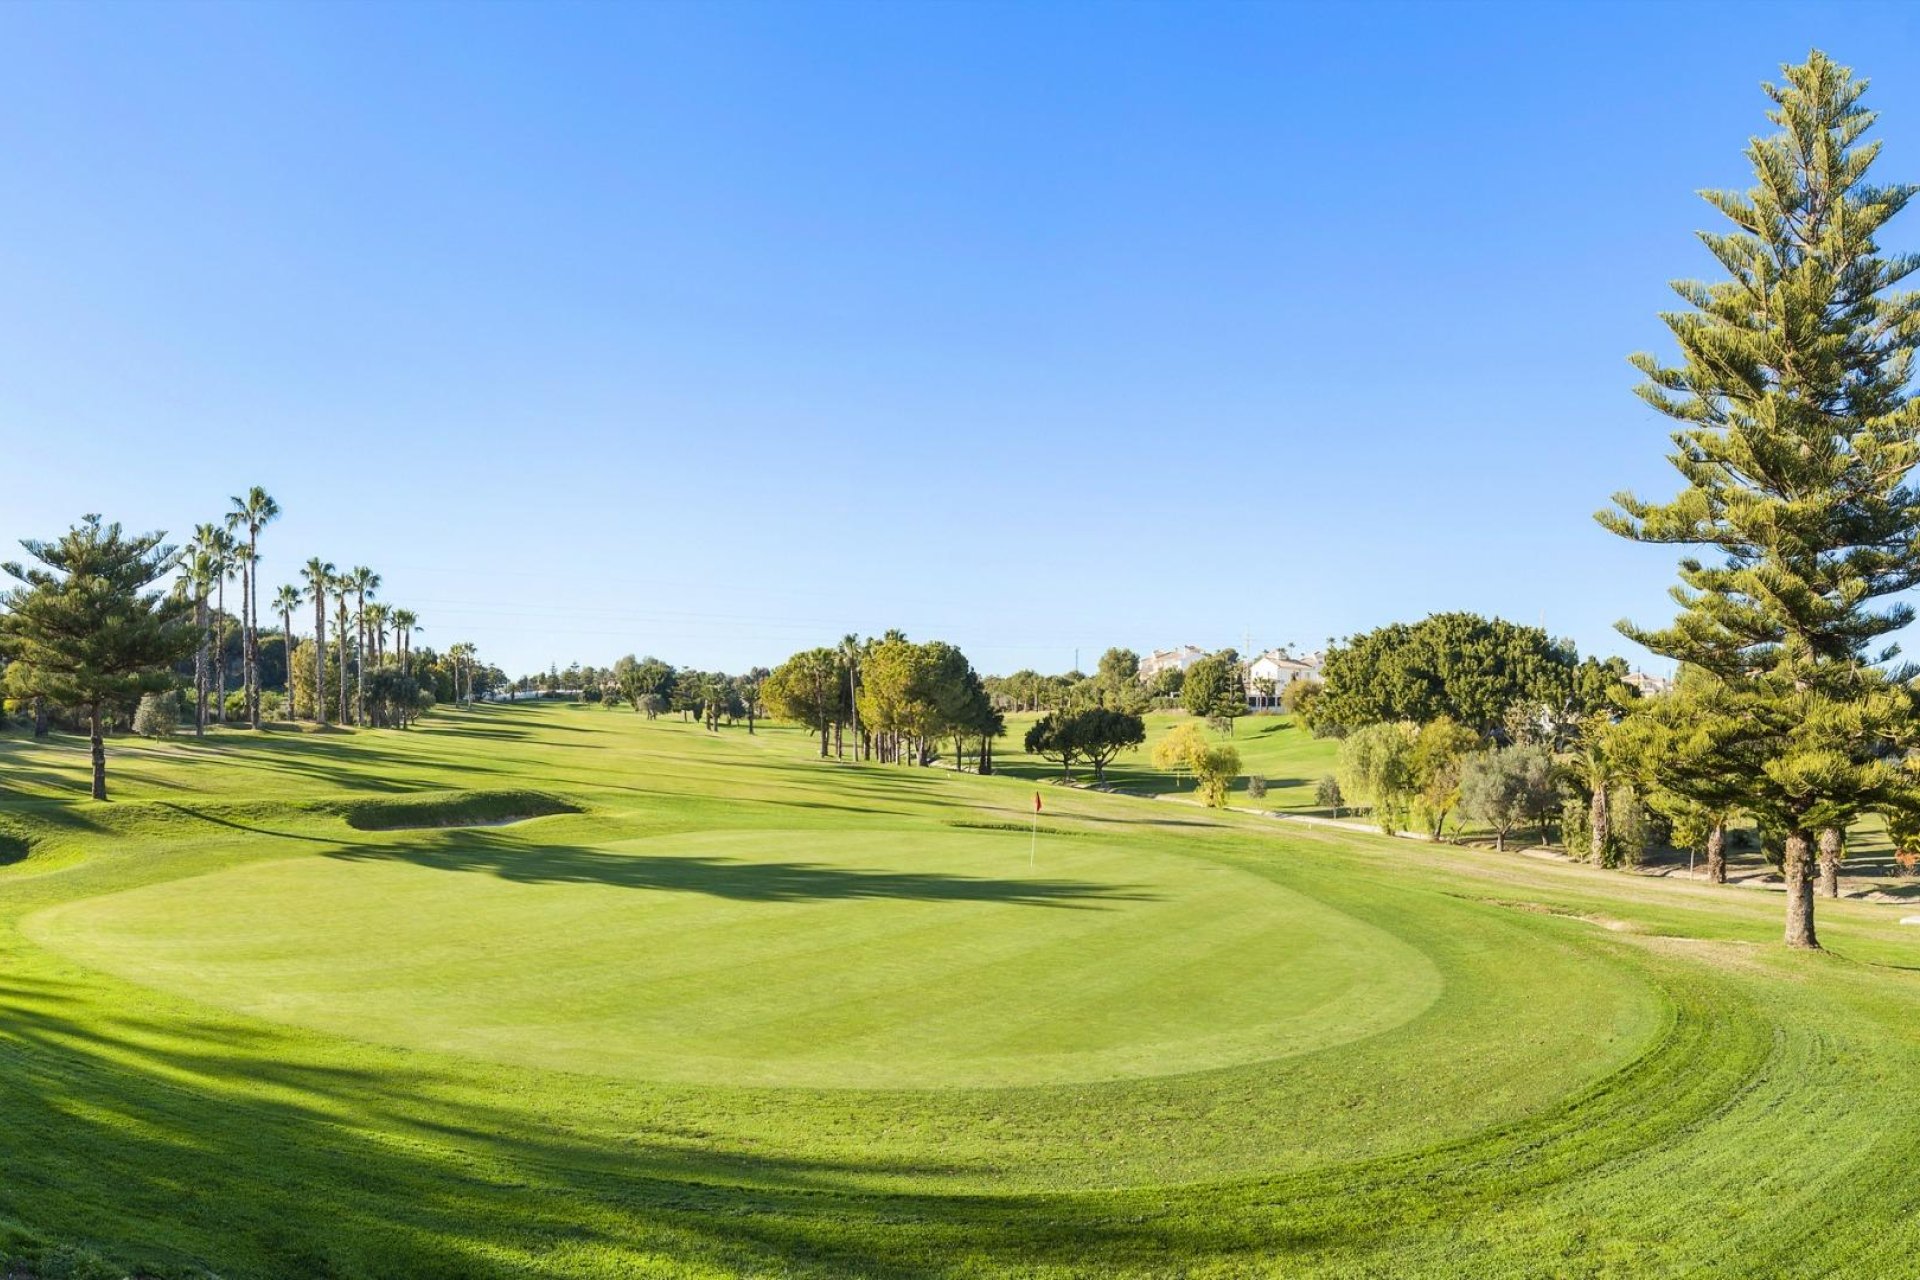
[132,690,180,738]
[1281,678,1322,719]
[1245,774,1268,800]
[1315,774,1343,815]
[1561,795,1591,857]
[36,1243,123,1280]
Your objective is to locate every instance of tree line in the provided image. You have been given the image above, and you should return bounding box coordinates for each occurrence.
[0,496,494,798]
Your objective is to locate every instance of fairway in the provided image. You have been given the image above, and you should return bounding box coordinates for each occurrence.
[26,826,1436,1087]
[6,702,1920,1277]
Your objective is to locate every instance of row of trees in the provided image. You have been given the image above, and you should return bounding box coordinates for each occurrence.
[762,633,1003,770]
[0,499,490,797]
[1304,613,1635,739]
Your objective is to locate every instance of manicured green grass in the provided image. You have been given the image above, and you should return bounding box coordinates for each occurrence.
[995,710,1341,810]
[4,703,1920,1277]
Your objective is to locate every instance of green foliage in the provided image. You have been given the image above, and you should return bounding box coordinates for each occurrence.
[1336,721,1419,834]
[1602,52,1920,943]
[1180,654,1245,730]
[1315,773,1343,813]
[1281,676,1322,720]
[1245,774,1267,801]
[763,648,842,754]
[1308,613,1590,736]
[1459,745,1558,851]
[1561,794,1590,857]
[288,639,341,721]
[363,666,432,728]
[0,515,197,798]
[1411,717,1482,840]
[132,690,180,738]
[1023,707,1147,782]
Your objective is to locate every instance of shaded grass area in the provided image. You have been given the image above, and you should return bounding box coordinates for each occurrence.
[2,705,1920,1275]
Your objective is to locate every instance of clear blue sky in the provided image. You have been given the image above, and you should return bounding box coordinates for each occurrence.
[3,1,1917,677]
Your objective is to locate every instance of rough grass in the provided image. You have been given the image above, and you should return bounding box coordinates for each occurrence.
[2,704,1920,1277]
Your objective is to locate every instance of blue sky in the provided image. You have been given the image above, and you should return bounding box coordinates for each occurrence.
[3,1,1917,677]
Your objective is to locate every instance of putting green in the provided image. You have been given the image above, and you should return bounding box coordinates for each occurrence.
[26,826,1439,1088]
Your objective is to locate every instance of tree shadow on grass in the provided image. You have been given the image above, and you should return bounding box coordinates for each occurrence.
[324,829,1156,909]
[0,965,1304,1279]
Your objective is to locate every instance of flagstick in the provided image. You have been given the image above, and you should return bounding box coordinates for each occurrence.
[1030,807,1037,871]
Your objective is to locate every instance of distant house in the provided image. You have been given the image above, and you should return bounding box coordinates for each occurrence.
[1623,670,1675,698]
[1138,645,1208,684]
[1246,648,1322,709]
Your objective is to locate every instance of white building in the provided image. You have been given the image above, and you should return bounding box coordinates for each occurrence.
[1138,645,1207,684]
[1246,648,1322,709]
[1623,670,1674,698]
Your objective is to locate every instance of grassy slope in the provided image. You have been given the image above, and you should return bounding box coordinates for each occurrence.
[0,704,1916,1277]
[994,710,1340,810]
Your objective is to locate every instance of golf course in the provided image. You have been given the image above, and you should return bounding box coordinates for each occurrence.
[3,702,1920,1277]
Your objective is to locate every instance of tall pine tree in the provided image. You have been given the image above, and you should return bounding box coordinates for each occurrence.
[1602,52,1920,947]
[0,516,196,800]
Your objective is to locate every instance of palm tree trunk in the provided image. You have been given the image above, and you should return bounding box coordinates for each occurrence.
[246,540,260,728]
[195,591,209,737]
[336,600,350,725]
[1706,824,1727,884]
[313,593,327,724]
[215,573,227,724]
[1590,786,1610,867]
[283,610,295,720]
[355,591,366,726]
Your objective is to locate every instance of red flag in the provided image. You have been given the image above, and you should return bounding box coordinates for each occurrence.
[1034,791,1042,813]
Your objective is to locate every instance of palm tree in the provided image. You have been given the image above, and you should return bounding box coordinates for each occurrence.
[273,584,303,718]
[347,566,380,726]
[393,608,419,672]
[227,487,281,729]
[201,525,236,724]
[841,633,862,761]
[190,523,230,727]
[450,641,477,708]
[181,545,216,736]
[330,572,352,726]
[363,601,391,664]
[300,558,334,723]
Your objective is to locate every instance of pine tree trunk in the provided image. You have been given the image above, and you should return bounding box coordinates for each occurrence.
[1590,786,1611,867]
[33,697,48,738]
[1817,827,1842,899]
[1784,829,1819,950]
[1706,824,1727,884]
[818,724,829,757]
[89,705,106,801]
